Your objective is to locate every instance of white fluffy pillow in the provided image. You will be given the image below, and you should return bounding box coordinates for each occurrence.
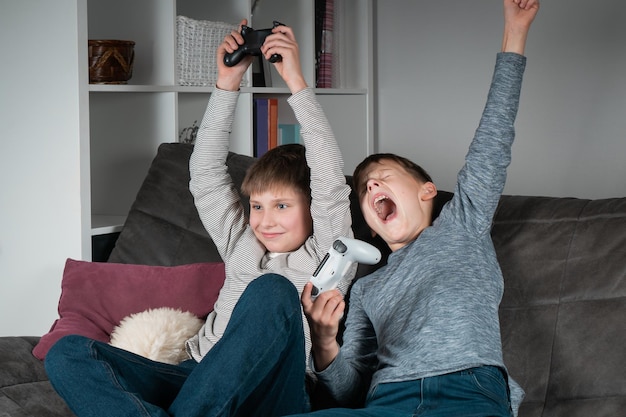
[110,307,204,364]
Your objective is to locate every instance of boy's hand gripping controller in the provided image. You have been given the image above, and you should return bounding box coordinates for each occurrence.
[310,237,382,299]
[223,21,284,67]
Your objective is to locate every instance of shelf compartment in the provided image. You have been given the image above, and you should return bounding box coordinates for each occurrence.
[88,0,175,86]
[90,92,177,220]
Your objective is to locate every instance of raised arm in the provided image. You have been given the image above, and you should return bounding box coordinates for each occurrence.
[189,20,255,260]
[263,25,353,259]
[444,0,540,235]
[502,0,540,54]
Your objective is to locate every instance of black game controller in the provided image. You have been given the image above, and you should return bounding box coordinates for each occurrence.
[223,21,285,67]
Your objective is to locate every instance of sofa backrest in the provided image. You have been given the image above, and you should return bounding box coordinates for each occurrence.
[109,144,252,265]
[493,195,626,417]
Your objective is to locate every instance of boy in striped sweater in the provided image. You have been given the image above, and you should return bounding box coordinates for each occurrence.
[46,21,354,417]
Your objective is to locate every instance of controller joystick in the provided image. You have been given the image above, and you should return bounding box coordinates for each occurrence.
[310,237,382,299]
[223,21,284,67]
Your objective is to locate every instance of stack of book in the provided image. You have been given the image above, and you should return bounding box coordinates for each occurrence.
[315,0,335,88]
[253,98,301,157]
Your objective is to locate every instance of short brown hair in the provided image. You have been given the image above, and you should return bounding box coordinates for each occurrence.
[353,153,433,199]
[241,144,311,202]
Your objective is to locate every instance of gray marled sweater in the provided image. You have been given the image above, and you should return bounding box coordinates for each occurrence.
[315,53,526,416]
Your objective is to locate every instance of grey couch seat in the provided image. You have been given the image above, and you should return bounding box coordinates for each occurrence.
[0,337,73,415]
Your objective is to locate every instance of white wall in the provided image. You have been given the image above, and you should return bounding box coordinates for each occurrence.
[0,0,87,336]
[376,0,626,199]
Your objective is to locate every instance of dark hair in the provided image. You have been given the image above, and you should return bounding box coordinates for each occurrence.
[352,153,433,198]
[241,144,311,202]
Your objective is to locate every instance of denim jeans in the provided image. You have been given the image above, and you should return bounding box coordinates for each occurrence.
[287,366,512,417]
[45,274,310,417]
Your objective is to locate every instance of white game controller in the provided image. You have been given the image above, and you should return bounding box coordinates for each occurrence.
[310,236,382,299]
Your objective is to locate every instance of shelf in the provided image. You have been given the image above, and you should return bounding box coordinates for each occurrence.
[89,84,368,96]
[312,88,368,95]
[89,84,175,93]
[247,87,368,96]
[91,215,126,236]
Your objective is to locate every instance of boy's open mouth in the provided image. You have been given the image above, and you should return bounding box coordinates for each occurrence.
[374,195,396,221]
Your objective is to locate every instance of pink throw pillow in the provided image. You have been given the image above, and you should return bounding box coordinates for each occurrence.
[33,258,225,360]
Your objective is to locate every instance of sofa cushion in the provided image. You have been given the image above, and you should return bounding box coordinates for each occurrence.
[494,195,626,417]
[0,336,74,416]
[108,144,256,266]
[33,259,226,360]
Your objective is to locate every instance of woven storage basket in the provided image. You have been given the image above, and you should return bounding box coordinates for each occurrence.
[88,40,135,84]
[177,16,246,87]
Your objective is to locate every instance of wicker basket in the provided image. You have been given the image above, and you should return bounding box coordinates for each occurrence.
[176,16,246,87]
[88,40,135,84]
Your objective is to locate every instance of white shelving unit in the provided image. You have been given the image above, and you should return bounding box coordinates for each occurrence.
[83,0,375,241]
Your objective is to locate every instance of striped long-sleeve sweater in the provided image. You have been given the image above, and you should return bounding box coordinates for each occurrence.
[186,87,353,362]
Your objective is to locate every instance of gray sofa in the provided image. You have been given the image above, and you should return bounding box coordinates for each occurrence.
[1,143,624,417]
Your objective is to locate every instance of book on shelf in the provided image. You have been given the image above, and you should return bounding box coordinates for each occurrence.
[315,0,325,86]
[268,98,278,150]
[278,124,301,145]
[253,98,279,157]
[316,0,334,88]
[253,98,269,157]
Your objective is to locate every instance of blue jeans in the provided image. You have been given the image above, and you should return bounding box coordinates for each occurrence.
[45,274,310,417]
[287,366,512,417]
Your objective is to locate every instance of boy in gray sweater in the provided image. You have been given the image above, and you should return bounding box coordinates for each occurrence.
[297,1,540,416]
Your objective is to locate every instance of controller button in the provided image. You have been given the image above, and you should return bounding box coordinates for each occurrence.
[333,240,348,253]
